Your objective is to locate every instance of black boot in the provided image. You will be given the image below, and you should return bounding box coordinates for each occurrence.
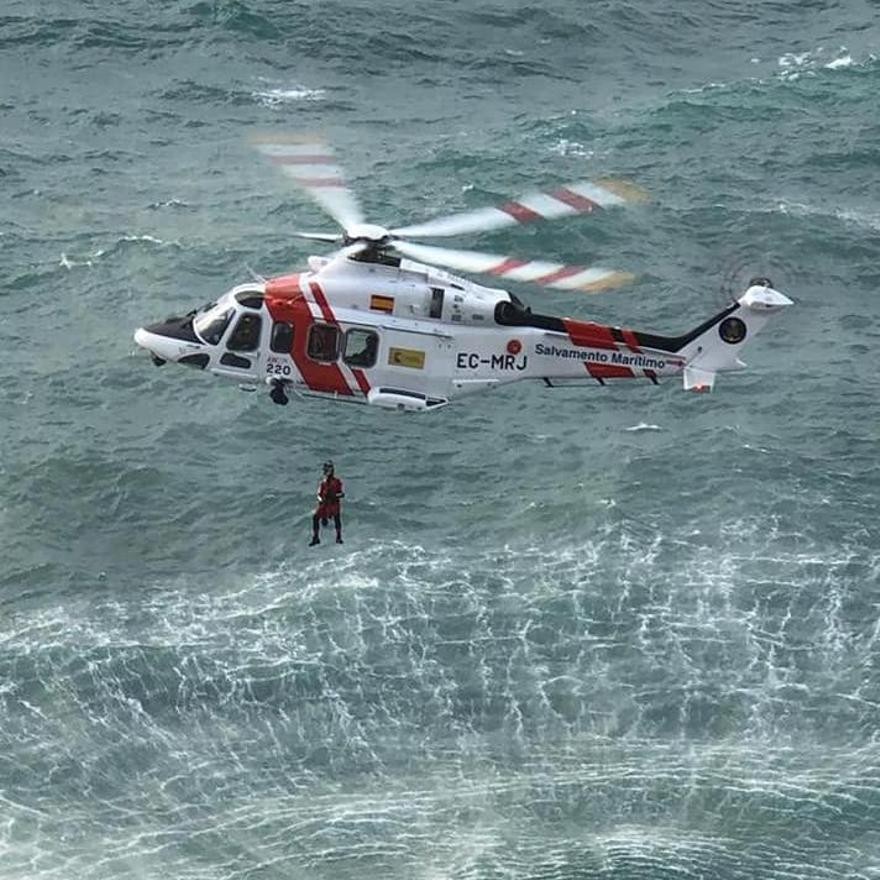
[309,536,320,546]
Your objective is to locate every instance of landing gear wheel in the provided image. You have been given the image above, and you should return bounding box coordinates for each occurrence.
[270,380,289,406]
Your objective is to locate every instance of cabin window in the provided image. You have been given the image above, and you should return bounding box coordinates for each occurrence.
[429,287,444,319]
[226,313,262,352]
[307,324,340,362]
[343,328,379,368]
[193,307,233,345]
[270,321,294,353]
[220,352,251,369]
[179,353,209,369]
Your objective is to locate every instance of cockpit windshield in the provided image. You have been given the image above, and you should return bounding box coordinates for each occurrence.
[194,306,233,345]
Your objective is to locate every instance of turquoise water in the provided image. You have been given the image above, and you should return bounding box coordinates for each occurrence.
[2,1,880,877]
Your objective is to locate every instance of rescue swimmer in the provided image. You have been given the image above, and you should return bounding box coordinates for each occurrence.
[310,460,344,546]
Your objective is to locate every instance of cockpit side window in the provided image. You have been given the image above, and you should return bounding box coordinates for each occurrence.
[227,313,262,352]
[307,324,340,362]
[343,328,379,368]
[193,308,233,345]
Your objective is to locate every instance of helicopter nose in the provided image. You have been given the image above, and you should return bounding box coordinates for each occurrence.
[134,326,208,369]
[135,327,183,362]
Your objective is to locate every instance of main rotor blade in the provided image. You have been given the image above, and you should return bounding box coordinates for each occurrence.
[293,231,343,243]
[391,240,633,293]
[391,179,647,239]
[251,134,365,231]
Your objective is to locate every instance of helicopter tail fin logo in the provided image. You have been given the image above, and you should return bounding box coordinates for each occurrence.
[677,280,793,392]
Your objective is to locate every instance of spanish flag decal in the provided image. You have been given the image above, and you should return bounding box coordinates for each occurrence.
[370,294,394,313]
[388,347,425,369]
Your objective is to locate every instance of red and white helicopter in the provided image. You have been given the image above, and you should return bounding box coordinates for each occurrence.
[135,135,792,412]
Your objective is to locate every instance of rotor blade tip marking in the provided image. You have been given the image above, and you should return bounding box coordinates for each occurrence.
[500,201,544,224]
[596,179,650,203]
[535,265,586,285]
[578,271,636,292]
[551,187,600,213]
[490,257,529,275]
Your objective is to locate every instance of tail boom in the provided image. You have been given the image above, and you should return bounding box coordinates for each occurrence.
[522,281,792,390]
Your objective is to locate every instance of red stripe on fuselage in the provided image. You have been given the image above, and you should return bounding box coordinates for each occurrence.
[562,317,619,350]
[621,328,641,353]
[351,369,371,395]
[265,273,304,299]
[586,363,633,379]
[310,279,371,397]
[309,280,335,324]
[264,273,352,396]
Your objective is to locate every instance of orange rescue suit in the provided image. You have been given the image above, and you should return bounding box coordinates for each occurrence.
[315,476,344,518]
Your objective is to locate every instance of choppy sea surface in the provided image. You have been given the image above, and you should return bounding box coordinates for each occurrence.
[2,1,880,877]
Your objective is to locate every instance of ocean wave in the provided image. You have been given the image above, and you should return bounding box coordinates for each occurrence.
[59,235,179,269]
[2,3,879,877]
[664,47,876,106]
[777,46,874,81]
[774,199,880,233]
[60,251,103,269]
[1,516,873,742]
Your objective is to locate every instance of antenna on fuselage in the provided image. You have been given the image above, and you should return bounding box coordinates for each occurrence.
[244,263,266,283]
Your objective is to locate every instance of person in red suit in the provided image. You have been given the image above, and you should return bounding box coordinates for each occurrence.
[310,460,345,546]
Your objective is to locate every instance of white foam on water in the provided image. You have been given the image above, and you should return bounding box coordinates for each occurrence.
[777,46,862,81]
[120,233,166,245]
[826,54,853,70]
[775,199,880,233]
[60,252,89,268]
[2,520,877,878]
[624,423,662,432]
[778,51,811,69]
[148,198,189,209]
[548,138,596,158]
[835,207,880,232]
[681,81,728,94]
[253,85,327,107]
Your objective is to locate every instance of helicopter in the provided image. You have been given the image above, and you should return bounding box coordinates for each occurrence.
[134,135,792,412]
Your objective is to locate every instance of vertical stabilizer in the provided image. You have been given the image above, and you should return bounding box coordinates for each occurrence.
[676,280,793,391]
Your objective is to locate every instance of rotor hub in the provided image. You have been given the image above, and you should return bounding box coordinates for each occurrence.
[344,223,392,245]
